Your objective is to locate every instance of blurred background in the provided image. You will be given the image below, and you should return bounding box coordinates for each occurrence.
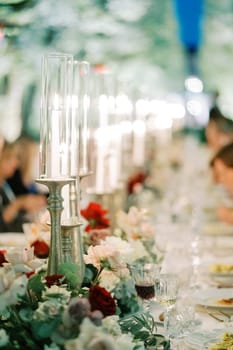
[0,0,232,141]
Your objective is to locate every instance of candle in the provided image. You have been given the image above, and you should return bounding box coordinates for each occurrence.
[70,95,79,176]
[95,127,108,194]
[50,94,61,178]
[108,125,122,190]
[132,120,146,167]
[80,94,90,174]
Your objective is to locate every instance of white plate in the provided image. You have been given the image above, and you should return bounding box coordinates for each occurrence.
[0,233,27,247]
[184,329,224,349]
[202,222,233,236]
[193,288,233,309]
[208,271,233,287]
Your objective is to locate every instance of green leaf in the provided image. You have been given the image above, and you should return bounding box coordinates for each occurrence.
[82,264,98,287]
[58,262,82,289]
[18,307,34,322]
[27,272,46,300]
[134,330,150,340]
[32,318,60,339]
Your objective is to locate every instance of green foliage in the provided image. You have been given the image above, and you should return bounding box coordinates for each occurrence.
[27,271,46,301]
[113,279,140,317]
[58,262,82,290]
[120,313,170,350]
[82,263,99,287]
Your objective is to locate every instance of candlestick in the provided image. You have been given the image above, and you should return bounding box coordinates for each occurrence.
[36,178,74,275]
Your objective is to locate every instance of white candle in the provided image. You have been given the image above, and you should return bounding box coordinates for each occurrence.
[95,127,108,194]
[80,94,90,174]
[132,120,146,167]
[70,95,78,176]
[108,125,122,190]
[50,94,61,178]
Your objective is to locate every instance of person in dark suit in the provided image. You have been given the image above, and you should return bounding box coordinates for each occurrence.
[0,141,47,232]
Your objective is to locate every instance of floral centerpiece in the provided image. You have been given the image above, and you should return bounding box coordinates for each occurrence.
[0,203,170,350]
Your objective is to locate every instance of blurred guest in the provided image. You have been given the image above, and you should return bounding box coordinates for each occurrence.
[7,135,41,195]
[205,108,233,152]
[0,141,47,232]
[210,141,233,224]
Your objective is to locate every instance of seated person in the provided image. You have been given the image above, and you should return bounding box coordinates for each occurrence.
[210,141,233,224]
[205,108,233,152]
[7,135,42,195]
[0,141,47,232]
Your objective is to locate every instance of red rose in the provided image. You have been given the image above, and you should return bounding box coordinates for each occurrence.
[0,250,8,266]
[81,202,110,232]
[45,274,65,288]
[127,171,147,194]
[26,271,35,278]
[89,285,116,317]
[31,240,49,259]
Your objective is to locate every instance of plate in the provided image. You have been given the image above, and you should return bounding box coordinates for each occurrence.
[193,288,233,310]
[184,329,224,349]
[202,222,233,236]
[0,233,27,247]
[208,270,233,287]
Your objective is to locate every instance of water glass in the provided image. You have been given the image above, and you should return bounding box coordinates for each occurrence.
[155,273,179,310]
[129,263,160,311]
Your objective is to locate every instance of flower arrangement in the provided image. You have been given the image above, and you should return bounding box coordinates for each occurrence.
[0,202,169,350]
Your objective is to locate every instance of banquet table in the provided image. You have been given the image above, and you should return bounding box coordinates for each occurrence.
[150,218,233,349]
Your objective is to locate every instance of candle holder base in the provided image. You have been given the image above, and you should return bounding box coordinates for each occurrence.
[36,178,75,276]
[61,218,84,290]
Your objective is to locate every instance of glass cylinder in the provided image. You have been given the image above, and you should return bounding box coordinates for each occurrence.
[87,69,117,194]
[40,53,73,179]
[70,61,91,177]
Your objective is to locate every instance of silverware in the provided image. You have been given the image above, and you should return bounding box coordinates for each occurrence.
[206,311,224,322]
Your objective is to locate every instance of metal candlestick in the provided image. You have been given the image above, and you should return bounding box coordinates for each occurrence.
[36,178,74,275]
[67,172,92,285]
[61,219,83,289]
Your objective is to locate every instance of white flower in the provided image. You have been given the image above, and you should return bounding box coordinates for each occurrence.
[33,299,64,321]
[0,265,15,293]
[84,237,133,270]
[44,343,60,350]
[65,318,116,350]
[42,285,71,304]
[127,206,146,226]
[84,244,116,269]
[116,207,155,241]
[102,315,121,336]
[65,317,140,350]
[99,270,120,291]
[5,247,43,273]
[0,329,9,347]
[127,240,150,263]
[0,265,28,312]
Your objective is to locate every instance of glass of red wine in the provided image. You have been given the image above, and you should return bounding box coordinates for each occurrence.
[129,263,160,312]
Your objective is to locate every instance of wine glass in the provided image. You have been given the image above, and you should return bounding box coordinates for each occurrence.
[155,273,179,310]
[129,263,160,312]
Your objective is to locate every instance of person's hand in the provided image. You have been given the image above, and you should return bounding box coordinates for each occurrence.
[3,195,47,223]
[20,194,47,213]
[216,206,233,225]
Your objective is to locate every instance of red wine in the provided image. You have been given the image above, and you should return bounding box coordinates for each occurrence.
[135,284,155,300]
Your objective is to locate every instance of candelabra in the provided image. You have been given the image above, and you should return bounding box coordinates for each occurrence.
[38,53,89,284]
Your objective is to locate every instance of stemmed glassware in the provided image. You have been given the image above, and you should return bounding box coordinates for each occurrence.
[129,263,160,312]
[155,273,179,311]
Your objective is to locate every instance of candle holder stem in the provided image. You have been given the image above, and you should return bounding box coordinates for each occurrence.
[61,220,84,290]
[36,178,74,275]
